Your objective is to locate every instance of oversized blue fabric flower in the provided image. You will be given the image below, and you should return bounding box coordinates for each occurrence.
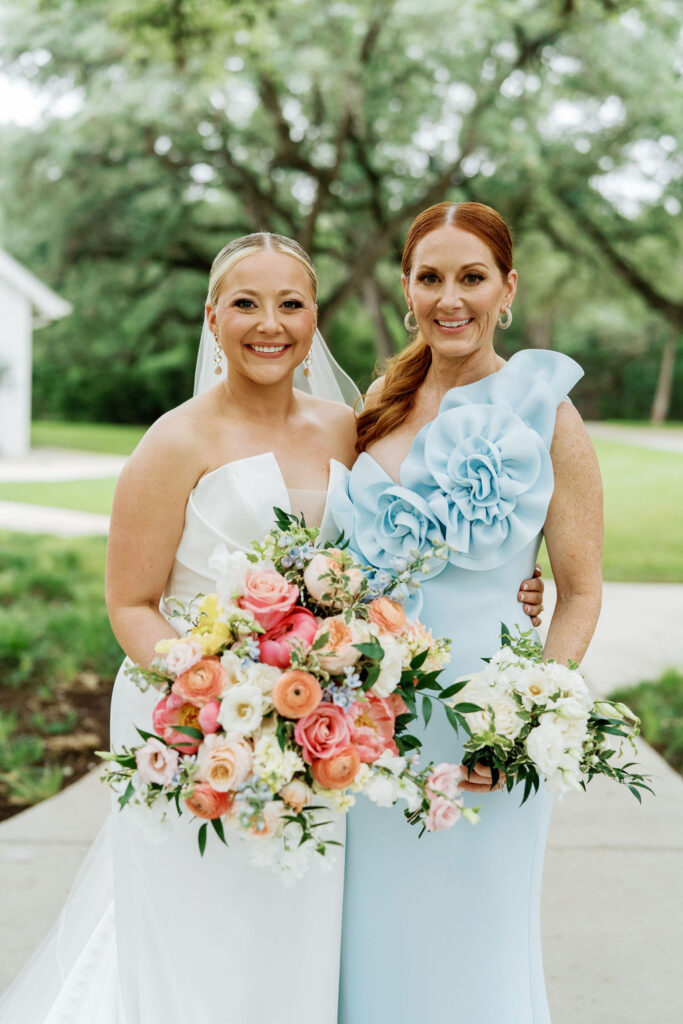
[329,452,446,578]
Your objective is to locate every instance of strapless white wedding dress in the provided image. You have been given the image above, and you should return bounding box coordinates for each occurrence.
[0,453,347,1024]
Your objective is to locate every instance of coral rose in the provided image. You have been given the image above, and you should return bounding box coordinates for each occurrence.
[367,597,408,636]
[294,704,351,763]
[348,696,399,763]
[238,569,299,630]
[197,733,253,792]
[184,782,232,820]
[313,745,361,789]
[172,656,225,706]
[152,693,202,754]
[259,608,318,668]
[272,670,322,719]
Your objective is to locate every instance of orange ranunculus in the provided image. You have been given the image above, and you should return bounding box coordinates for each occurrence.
[367,597,408,636]
[184,782,233,820]
[271,670,322,719]
[313,745,361,789]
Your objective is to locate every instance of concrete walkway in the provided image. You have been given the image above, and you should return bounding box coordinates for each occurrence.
[0,447,126,482]
[0,501,110,536]
[587,421,683,454]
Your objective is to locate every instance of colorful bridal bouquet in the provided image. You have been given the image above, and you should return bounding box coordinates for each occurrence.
[100,511,477,880]
[446,626,652,804]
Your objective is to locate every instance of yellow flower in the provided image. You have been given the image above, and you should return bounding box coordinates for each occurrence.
[189,594,232,656]
[194,625,232,657]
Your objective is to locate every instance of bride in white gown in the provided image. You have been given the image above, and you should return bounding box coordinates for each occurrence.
[0,232,360,1024]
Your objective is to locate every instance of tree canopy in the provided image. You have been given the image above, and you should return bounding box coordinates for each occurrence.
[1,0,681,421]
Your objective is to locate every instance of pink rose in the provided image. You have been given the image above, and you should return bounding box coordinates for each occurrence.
[164,638,203,676]
[425,796,462,832]
[152,693,202,754]
[303,549,363,606]
[135,737,179,786]
[239,569,299,631]
[315,615,362,673]
[348,696,398,763]
[426,763,464,801]
[184,782,232,820]
[259,608,318,669]
[294,704,351,763]
[196,733,253,792]
[172,656,225,706]
[198,699,221,734]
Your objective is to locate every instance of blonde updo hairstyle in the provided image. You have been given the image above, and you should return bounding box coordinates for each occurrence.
[208,232,319,306]
[355,201,513,453]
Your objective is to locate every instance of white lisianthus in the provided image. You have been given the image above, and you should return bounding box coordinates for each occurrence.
[218,683,263,735]
[551,696,590,722]
[543,662,592,710]
[220,650,249,687]
[514,665,556,710]
[349,763,372,792]
[525,719,566,776]
[548,712,589,751]
[374,749,406,775]
[244,661,281,704]
[373,636,404,697]
[209,545,250,602]
[253,735,304,790]
[363,772,400,807]
[396,777,422,812]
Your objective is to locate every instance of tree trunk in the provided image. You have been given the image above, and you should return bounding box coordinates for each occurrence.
[650,333,677,424]
[361,278,396,361]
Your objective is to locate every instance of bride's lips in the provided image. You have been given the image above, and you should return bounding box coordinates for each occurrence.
[434,317,474,335]
[246,343,292,359]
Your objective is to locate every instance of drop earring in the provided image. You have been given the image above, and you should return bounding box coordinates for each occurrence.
[497,306,513,329]
[303,350,312,378]
[213,333,223,375]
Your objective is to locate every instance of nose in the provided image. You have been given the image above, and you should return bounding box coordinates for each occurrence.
[256,304,282,335]
[438,280,464,310]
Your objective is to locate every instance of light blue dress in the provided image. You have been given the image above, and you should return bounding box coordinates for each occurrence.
[331,350,583,1024]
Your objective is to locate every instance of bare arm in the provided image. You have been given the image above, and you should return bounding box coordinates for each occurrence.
[106,413,206,667]
[542,401,603,665]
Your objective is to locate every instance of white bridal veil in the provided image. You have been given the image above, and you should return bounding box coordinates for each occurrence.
[193,313,361,406]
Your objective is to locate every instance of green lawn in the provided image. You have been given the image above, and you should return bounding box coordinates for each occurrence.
[31,420,147,455]
[0,478,118,515]
[610,670,683,777]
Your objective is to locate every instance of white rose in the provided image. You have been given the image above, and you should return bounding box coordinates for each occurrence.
[363,772,400,807]
[489,694,524,741]
[525,720,566,776]
[218,683,263,735]
[373,636,404,697]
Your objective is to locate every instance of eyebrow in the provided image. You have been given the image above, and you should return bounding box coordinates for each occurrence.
[417,262,489,271]
[229,287,307,297]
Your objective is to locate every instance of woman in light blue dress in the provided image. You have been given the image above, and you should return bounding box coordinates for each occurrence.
[332,202,603,1023]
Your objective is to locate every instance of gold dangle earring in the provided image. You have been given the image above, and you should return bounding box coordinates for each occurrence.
[213,333,223,375]
[303,350,313,378]
[497,306,513,330]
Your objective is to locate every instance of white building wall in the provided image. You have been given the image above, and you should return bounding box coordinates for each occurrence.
[0,278,32,458]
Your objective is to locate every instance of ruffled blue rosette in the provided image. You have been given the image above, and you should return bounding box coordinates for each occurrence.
[331,349,583,576]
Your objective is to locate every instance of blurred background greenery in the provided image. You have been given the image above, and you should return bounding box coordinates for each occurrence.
[0,0,681,422]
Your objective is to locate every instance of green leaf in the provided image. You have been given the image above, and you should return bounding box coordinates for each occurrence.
[211,817,228,845]
[627,784,642,803]
[445,706,464,734]
[311,631,330,651]
[353,640,385,661]
[198,821,208,856]
[136,727,166,744]
[422,695,433,728]
[171,725,204,740]
[439,680,468,700]
[409,648,429,670]
[452,702,483,714]
[118,780,135,810]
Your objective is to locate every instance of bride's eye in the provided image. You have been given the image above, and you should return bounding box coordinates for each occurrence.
[234,298,256,308]
[282,299,304,309]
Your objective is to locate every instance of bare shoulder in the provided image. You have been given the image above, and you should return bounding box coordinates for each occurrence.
[119,393,214,492]
[551,400,594,460]
[363,374,386,412]
[298,392,358,466]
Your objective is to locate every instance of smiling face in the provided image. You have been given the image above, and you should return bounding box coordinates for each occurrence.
[206,250,318,387]
[403,225,517,363]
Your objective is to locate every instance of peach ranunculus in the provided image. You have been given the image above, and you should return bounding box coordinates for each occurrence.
[238,569,299,631]
[249,800,285,839]
[196,733,253,792]
[425,795,462,832]
[272,670,322,719]
[426,763,463,801]
[184,782,233,820]
[172,656,225,706]
[348,696,399,763]
[313,745,361,789]
[198,699,221,734]
[258,608,318,669]
[152,693,202,754]
[303,549,364,607]
[294,704,351,764]
[279,779,313,813]
[367,597,408,636]
[315,615,362,673]
[135,737,179,786]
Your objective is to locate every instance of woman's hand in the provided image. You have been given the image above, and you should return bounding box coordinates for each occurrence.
[518,564,544,627]
[457,762,506,793]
